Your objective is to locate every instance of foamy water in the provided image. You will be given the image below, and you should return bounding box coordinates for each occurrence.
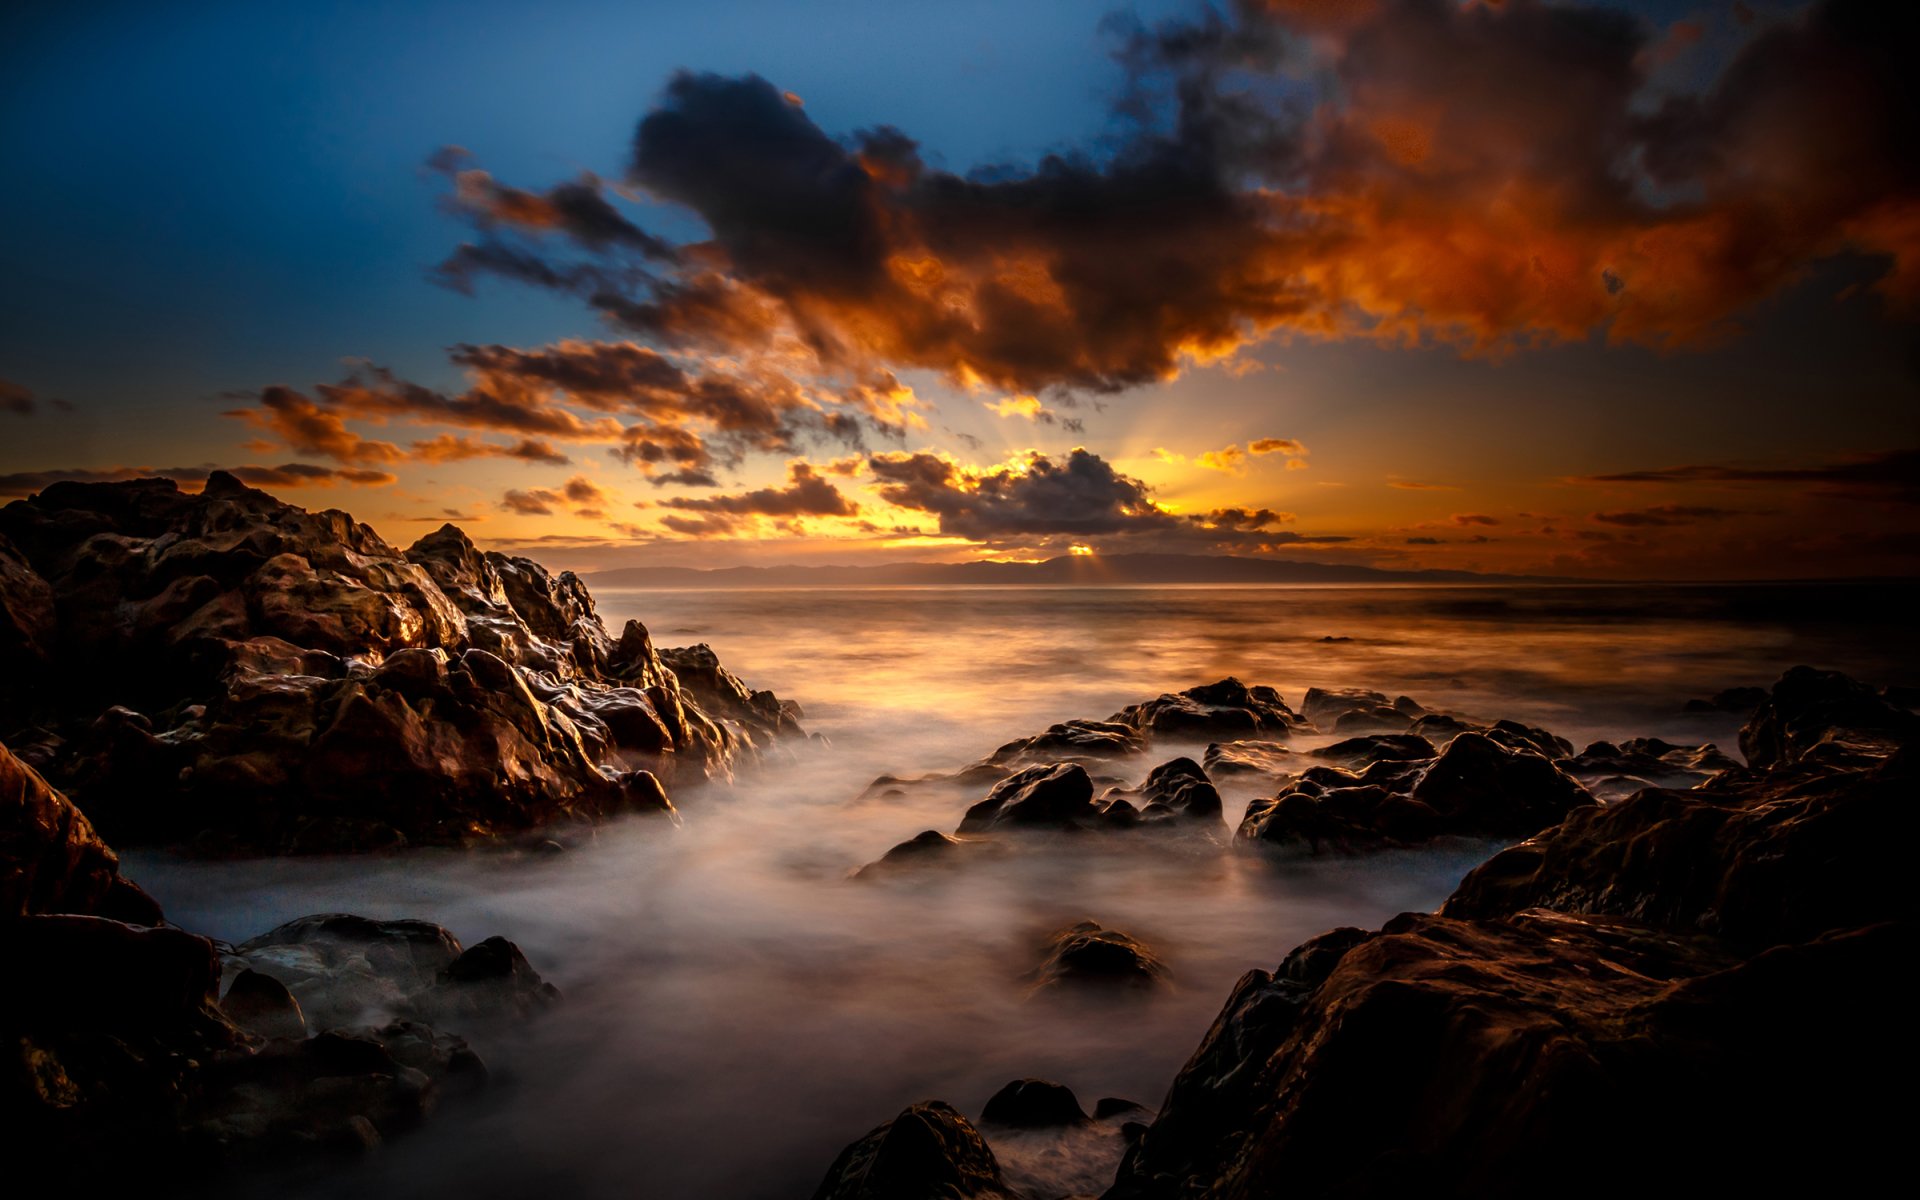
[126,583,1913,1199]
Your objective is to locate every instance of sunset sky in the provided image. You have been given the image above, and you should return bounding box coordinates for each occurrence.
[2,0,1914,579]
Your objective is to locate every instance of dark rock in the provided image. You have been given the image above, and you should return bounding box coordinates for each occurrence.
[1034,921,1168,990]
[981,1078,1089,1128]
[810,1101,1016,1200]
[1739,665,1919,768]
[0,530,55,679]
[1202,740,1294,779]
[958,764,1099,833]
[1300,686,1390,729]
[1111,678,1306,739]
[1405,732,1594,835]
[1331,705,1411,734]
[854,830,986,880]
[659,642,803,742]
[1480,718,1573,759]
[0,477,795,853]
[1,740,161,923]
[1311,732,1436,769]
[1094,1098,1148,1120]
[221,969,308,1040]
[975,719,1147,772]
[1559,738,1738,796]
[1109,758,1223,826]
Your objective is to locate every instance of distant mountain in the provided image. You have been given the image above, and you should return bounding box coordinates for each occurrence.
[580,553,1575,589]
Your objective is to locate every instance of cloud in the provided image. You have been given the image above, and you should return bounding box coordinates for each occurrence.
[1580,448,1920,504]
[1196,445,1248,474]
[1191,506,1297,531]
[410,434,572,465]
[1,379,35,416]
[868,447,1181,542]
[423,1,1918,402]
[498,474,613,517]
[660,461,858,523]
[225,386,406,464]
[983,394,1086,432]
[1591,504,1747,527]
[1450,513,1501,526]
[0,463,396,497]
[1389,478,1458,490]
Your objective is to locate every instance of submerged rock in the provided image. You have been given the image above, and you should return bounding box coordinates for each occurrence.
[1034,921,1169,991]
[810,1101,1017,1200]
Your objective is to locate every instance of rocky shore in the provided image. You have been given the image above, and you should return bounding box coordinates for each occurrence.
[816,666,1913,1199]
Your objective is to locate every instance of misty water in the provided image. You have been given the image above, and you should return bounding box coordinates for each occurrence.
[127,583,1915,1199]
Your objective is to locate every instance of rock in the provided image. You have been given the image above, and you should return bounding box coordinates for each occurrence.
[980,1078,1090,1128]
[659,642,803,742]
[1682,684,1769,714]
[1111,678,1306,739]
[854,830,986,880]
[1408,712,1474,746]
[1105,758,1224,826]
[1299,686,1390,729]
[1,740,160,923]
[958,764,1100,833]
[0,530,55,679]
[1739,664,1919,768]
[1559,738,1738,794]
[221,969,308,1040]
[1094,1098,1149,1120]
[1480,718,1573,759]
[231,912,556,1031]
[1241,733,1591,852]
[1331,705,1411,734]
[810,1101,1016,1200]
[975,720,1147,772]
[1034,921,1168,990]
[0,476,796,852]
[1202,740,1294,779]
[1311,733,1436,769]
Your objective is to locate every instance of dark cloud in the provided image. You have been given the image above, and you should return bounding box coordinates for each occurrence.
[0,463,395,497]
[868,448,1178,541]
[1450,513,1501,526]
[1405,536,1442,545]
[1192,506,1295,531]
[1581,448,1920,504]
[498,474,612,517]
[1592,504,1748,528]
[424,0,1919,399]
[661,462,857,519]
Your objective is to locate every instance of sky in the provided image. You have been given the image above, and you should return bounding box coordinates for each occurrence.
[2,0,1915,580]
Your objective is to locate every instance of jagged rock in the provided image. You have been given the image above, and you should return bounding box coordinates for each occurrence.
[1111,678,1306,739]
[1034,921,1168,990]
[980,1079,1089,1128]
[659,643,803,742]
[1202,740,1294,779]
[810,1101,1016,1200]
[0,475,795,852]
[1739,664,1919,768]
[1,740,160,923]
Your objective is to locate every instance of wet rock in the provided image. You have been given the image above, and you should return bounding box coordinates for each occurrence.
[1242,733,1590,852]
[1559,738,1738,794]
[0,530,54,680]
[1300,686,1390,729]
[1202,740,1294,779]
[980,1078,1090,1128]
[0,476,795,853]
[810,1101,1016,1200]
[659,642,803,742]
[1407,712,1475,746]
[1311,732,1436,769]
[1105,758,1224,826]
[221,969,308,1040]
[1480,718,1574,759]
[1034,921,1168,990]
[958,764,1100,834]
[853,830,989,880]
[1331,705,1411,734]
[1111,678,1306,739]
[976,719,1147,772]
[231,912,556,1031]
[1739,664,1919,768]
[1,740,160,923]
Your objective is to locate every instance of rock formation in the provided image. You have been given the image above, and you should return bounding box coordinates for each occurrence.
[0,474,798,852]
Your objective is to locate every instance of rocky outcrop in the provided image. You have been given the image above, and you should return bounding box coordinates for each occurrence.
[1,741,159,923]
[1106,668,1910,1199]
[810,1101,1018,1200]
[1738,664,1918,768]
[0,474,797,852]
[1110,678,1307,739]
[1034,921,1168,991]
[658,643,805,743]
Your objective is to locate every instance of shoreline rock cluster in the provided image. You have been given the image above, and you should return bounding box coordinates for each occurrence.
[814,666,1915,1199]
[0,473,798,854]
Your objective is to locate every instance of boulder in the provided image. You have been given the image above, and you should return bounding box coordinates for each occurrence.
[974,720,1147,773]
[1310,733,1437,769]
[220,969,308,1040]
[1739,664,1919,768]
[980,1078,1090,1128]
[958,764,1100,833]
[810,1101,1017,1200]
[1299,686,1391,730]
[1202,740,1294,780]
